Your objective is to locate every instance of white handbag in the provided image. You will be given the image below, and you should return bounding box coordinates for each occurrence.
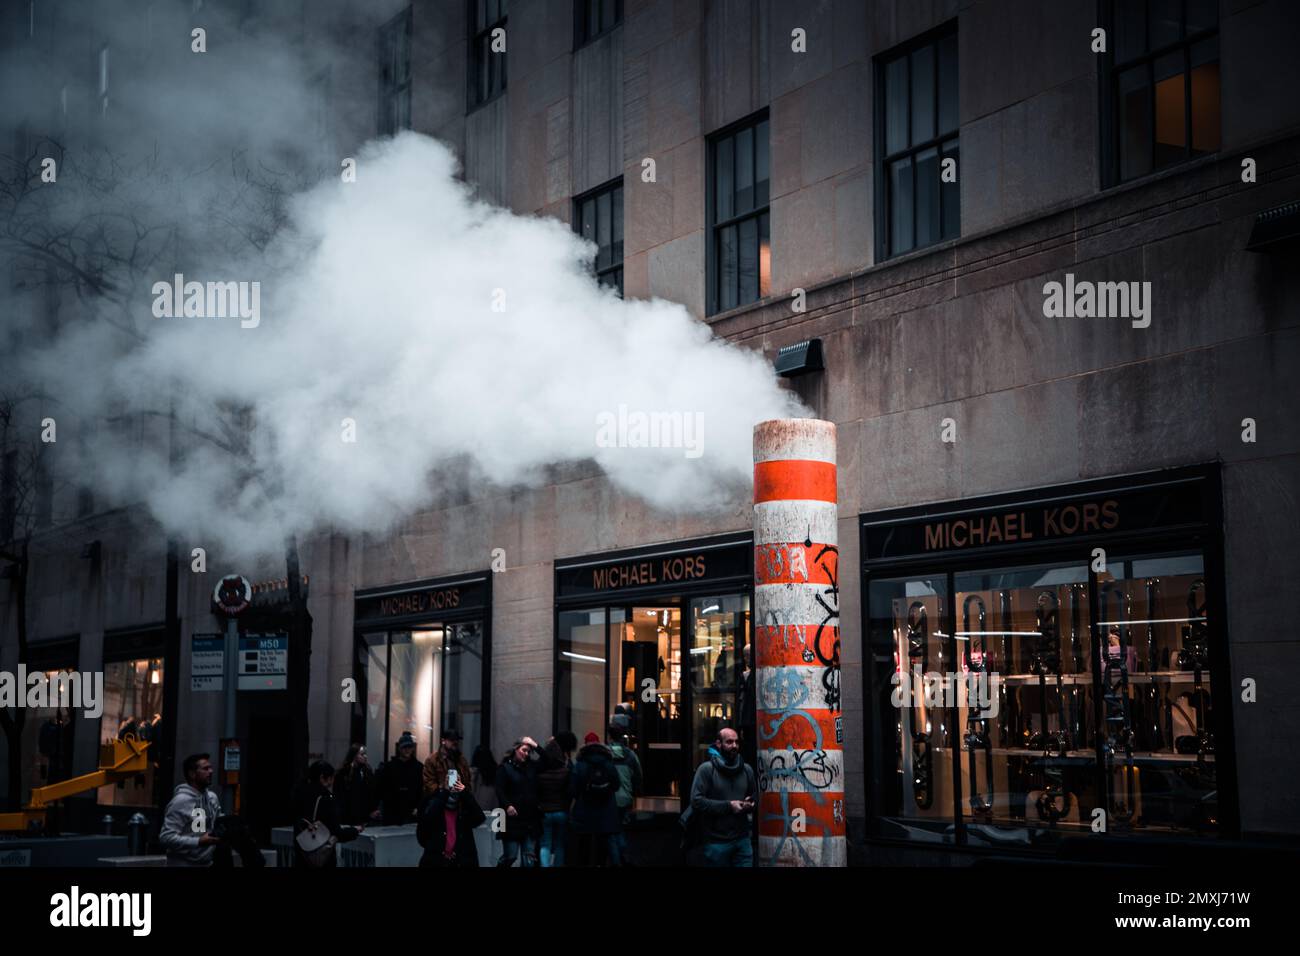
[295,796,337,866]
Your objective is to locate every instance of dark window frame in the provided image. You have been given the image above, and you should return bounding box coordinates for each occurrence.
[377,5,413,136]
[1098,0,1221,188]
[467,0,508,113]
[573,177,624,297]
[873,21,960,263]
[706,110,771,317]
[573,0,623,50]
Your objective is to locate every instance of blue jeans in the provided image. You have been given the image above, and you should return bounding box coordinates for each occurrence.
[499,835,538,867]
[700,836,753,867]
[540,812,567,867]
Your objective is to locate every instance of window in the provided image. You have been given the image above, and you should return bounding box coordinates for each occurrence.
[875,25,959,260]
[862,470,1228,851]
[97,657,165,807]
[575,0,622,48]
[358,623,486,762]
[554,537,755,814]
[1104,0,1220,185]
[468,0,507,110]
[556,600,752,813]
[378,6,412,135]
[574,179,623,296]
[707,114,770,315]
[24,671,75,794]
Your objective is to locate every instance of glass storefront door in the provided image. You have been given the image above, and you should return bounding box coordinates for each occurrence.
[554,592,753,814]
[689,595,750,775]
[615,606,682,811]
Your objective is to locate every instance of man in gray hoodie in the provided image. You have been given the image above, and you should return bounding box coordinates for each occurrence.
[159,753,224,866]
[689,727,756,867]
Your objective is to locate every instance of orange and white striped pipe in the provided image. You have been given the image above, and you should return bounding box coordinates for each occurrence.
[753,418,846,867]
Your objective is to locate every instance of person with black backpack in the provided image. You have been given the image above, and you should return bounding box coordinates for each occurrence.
[687,727,756,867]
[568,731,623,866]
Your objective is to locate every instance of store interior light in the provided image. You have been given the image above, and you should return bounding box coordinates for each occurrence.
[562,651,606,664]
[1096,617,1200,626]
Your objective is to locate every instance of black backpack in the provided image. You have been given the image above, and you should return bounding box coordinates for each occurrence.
[583,758,617,803]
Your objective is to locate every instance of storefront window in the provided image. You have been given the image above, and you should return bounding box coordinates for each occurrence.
[613,607,682,808]
[359,632,387,765]
[554,536,755,816]
[689,594,750,773]
[22,669,75,804]
[862,470,1226,851]
[361,624,487,762]
[556,608,608,740]
[354,574,492,763]
[868,576,952,841]
[442,622,484,752]
[387,630,439,760]
[97,657,164,807]
[1094,551,1216,833]
[952,562,1099,845]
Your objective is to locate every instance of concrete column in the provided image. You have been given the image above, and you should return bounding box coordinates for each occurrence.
[753,419,845,866]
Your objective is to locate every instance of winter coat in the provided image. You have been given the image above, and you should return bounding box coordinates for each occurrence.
[568,743,622,835]
[607,741,643,810]
[334,763,378,826]
[376,754,423,825]
[536,742,572,814]
[159,782,223,866]
[417,789,482,868]
[291,782,359,867]
[495,751,545,838]
[422,748,473,798]
[689,750,757,844]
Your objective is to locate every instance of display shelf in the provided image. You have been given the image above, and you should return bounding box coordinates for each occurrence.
[970,747,1214,764]
[991,671,1210,685]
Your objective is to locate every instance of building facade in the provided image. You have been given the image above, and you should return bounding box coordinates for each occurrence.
[3,0,1299,863]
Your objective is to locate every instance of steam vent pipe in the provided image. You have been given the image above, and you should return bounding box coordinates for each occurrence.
[752,418,846,867]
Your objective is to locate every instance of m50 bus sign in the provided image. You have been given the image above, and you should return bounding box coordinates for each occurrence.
[238,633,288,691]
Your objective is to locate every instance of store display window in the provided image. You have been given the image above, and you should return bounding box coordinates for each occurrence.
[861,468,1231,851]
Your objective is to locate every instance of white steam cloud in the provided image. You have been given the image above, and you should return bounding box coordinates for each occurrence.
[24,133,803,557]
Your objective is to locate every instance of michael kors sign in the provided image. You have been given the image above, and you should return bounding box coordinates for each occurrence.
[556,538,751,602]
[591,554,708,591]
[923,500,1119,550]
[354,575,488,625]
[863,477,1208,563]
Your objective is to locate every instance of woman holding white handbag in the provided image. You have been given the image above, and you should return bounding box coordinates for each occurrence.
[293,760,362,868]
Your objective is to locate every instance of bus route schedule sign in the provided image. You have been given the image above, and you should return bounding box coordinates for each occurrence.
[237,633,288,690]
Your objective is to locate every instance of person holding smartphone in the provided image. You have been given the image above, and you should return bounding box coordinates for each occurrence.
[688,728,757,867]
[419,728,479,866]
